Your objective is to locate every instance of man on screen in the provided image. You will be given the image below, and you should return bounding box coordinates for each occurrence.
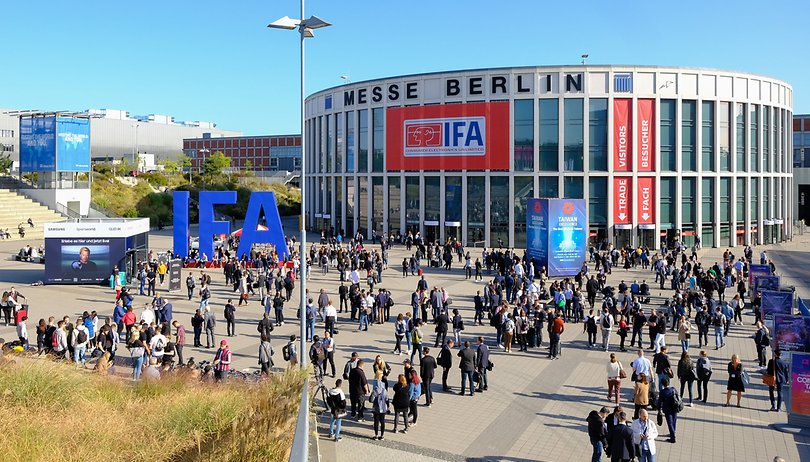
[72,247,98,271]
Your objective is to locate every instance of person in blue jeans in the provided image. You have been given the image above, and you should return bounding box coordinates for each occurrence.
[658,377,680,443]
[712,307,725,349]
[632,408,659,462]
[327,379,347,442]
[586,407,609,462]
[358,306,370,331]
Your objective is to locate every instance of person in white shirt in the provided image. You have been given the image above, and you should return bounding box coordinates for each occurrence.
[140,304,155,326]
[599,309,614,351]
[350,269,360,285]
[149,332,168,360]
[72,318,90,366]
[324,301,338,336]
[632,408,659,461]
[16,315,28,350]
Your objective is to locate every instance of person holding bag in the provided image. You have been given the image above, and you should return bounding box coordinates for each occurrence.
[606,353,624,404]
[327,379,347,442]
[725,354,746,407]
[677,351,696,406]
[766,349,789,412]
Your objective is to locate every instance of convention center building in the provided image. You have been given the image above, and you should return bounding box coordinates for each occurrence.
[303,65,794,249]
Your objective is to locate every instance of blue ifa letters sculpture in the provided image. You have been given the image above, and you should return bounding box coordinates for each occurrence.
[173,191,290,260]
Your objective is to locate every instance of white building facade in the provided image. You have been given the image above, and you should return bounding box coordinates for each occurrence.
[304,65,793,249]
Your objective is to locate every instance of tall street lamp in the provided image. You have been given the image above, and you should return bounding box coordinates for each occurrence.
[268,4,331,372]
[131,123,140,170]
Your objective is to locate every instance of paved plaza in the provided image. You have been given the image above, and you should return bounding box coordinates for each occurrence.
[1,227,809,462]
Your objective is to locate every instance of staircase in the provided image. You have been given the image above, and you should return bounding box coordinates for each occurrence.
[0,189,68,241]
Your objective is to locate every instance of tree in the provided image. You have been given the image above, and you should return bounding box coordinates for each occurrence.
[0,153,13,174]
[203,151,230,177]
[180,154,192,171]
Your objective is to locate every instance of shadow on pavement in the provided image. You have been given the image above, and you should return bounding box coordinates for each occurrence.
[0,268,45,284]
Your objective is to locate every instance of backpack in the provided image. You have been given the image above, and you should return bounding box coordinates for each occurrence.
[312,343,325,362]
[76,329,88,344]
[712,314,723,327]
[602,316,611,329]
[282,343,291,361]
[154,337,165,352]
[52,331,59,348]
[672,390,684,413]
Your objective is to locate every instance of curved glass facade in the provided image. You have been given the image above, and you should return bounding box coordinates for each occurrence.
[305,66,793,248]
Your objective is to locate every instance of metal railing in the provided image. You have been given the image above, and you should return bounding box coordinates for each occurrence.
[288,384,310,462]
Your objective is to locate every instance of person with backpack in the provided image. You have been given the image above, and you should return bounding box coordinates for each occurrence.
[657,377,682,443]
[754,320,770,367]
[695,305,710,348]
[695,350,712,403]
[224,300,237,337]
[342,352,359,380]
[72,316,90,367]
[549,313,564,360]
[283,335,298,368]
[712,307,725,350]
[186,274,196,300]
[584,309,598,348]
[410,320,424,365]
[258,334,274,375]
[309,335,327,377]
[199,283,211,313]
[149,328,167,364]
[369,380,388,440]
[328,379,347,442]
[599,309,614,352]
[305,298,318,341]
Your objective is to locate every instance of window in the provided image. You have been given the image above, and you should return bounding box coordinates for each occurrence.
[346,111,355,173]
[589,177,607,225]
[513,100,534,171]
[424,177,440,222]
[372,108,384,172]
[750,104,759,172]
[358,177,368,234]
[589,99,608,171]
[538,99,559,171]
[467,176,485,244]
[702,178,714,223]
[660,177,676,228]
[317,116,323,173]
[660,100,677,171]
[720,178,731,223]
[750,178,759,221]
[0,144,13,152]
[269,157,279,170]
[538,176,559,198]
[372,177,384,235]
[513,177,533,247]
[681,100,697,172]
[335,113,344,173]
[405,177,420,229]
[735,103,746,172]
[335,177,343,235]
[446,176,463,223]
[346,177,355,236]
[325,115,332,173]
[736,178,746,223]
[293,157,301,169]
[719,102,731,172]
[358,110,368,173]
[762,107,769,172]
[682,178,696,225]
[388,177,401,234]
[490,177,509,246]
[0,129,13,138]
[701,101,715,171]
[564,176,583,199]
[564,99,584,171]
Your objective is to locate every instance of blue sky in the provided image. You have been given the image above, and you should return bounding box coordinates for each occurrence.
[2,0,808,135]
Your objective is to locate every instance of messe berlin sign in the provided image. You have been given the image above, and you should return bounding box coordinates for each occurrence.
[173,191,289,260]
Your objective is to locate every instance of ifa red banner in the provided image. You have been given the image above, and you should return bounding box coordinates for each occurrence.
[613,99,631,172]
[613,177,632,224]
[637,99,655,171]
[637,177,655,224]
[385,102,510,171]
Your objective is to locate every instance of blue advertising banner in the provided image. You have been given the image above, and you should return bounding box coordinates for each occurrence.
[762,289,794,321]
[547,199,587,277]
[749,264,771,285]
[526,198,548,269]
[799,298,810,317]
[19,116,56,171]
[754,275,781,295]
[775,315,810,353]
[56,117,91,172]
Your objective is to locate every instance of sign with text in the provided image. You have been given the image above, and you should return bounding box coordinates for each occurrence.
[613,177,632,224]
[56,117,91,172]
[762,289,794,321]
[775,315,810,353]
[613,99,631,172]
[637,99,655,171]
[20,116,56,171]
[792,352,810,416]
[749,264,772,285]
[637,177,655,225]
[526,198,587,277]
[526,198,548,273]
[386,102,509,171]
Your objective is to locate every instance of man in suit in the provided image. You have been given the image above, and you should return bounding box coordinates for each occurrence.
[420,347,437,406]
[475,336,490,392]
[434,309,449,347]
[769,349,790,412]
[348,359,369,421]
[608,411,635,462]
[437,339,454,391]
[457,340,476,396]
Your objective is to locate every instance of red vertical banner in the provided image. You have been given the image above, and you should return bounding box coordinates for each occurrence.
[637,99,656,171]
[637,177,655,224]
[613,177,632,224]
[613,99,632,172]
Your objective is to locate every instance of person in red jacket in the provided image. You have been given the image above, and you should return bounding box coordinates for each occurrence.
[122,307,137,343]
[213,339,232,382]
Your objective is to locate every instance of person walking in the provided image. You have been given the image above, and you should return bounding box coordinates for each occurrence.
[327,379,347,442]
[369,380,388,440]
[392,374,410,433]
[407,368,422,425]
[585,309,598,349]
[549,313,564,360]
[600,309,614,352]
[224,299,236,337]
[632,408,659,462]
[258,334,273,375]
[653,347,672,392]
[410,320,424,365]
[633,373,650,420]
[725,354,746,407]
[457,340,476,396]
[587,406,610,462]
[393,313,407,355]
[438,338,454,391]
[607,411,635,462]
[695,350,712,403]
[658,377,681,443]
[606,352,624,404]
[676,351,696,406]
[502,313,515,353]
[677,316,692,353]
[766,349,789,412]
[185,274,195,301]
[451,308,464,346]
[420,347,437,406]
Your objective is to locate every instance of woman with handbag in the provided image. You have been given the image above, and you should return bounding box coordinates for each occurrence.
[676,351,696,406]
[677,315,692,353]
[696,350,712,403]
[725,354,746,407]
[328,379,347,442]
[606,352,625,404]
[633,373,650,420]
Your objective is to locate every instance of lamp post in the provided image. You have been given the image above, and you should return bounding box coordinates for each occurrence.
[268,4,331,373]
[131,123,140,170]
[198,148,210,190]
